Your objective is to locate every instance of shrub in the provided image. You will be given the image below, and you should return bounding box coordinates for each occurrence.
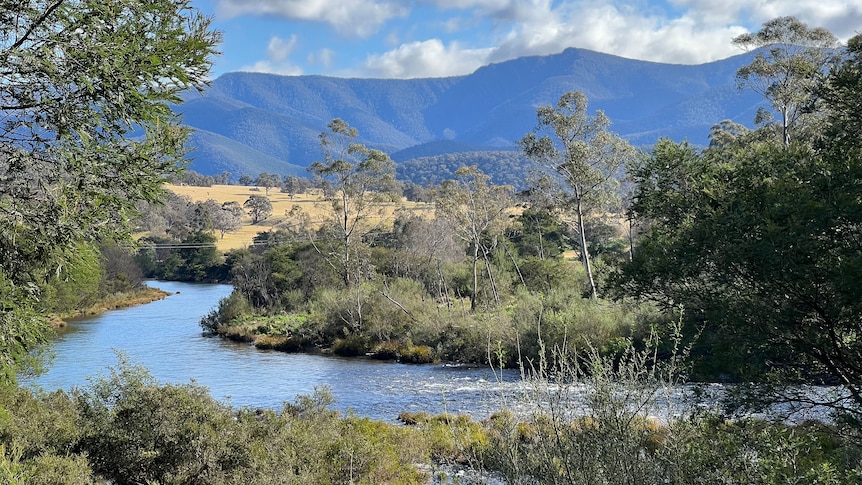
[400,345,437,364]
[73,360,249,485]
[254,335,310,352]
[332,336,369,357]
[200,291,252,333]
[370,340,402,360]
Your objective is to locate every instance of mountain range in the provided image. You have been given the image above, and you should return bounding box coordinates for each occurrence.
[177,47,764,186]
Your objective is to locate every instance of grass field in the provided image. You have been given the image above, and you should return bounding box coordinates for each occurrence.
[165,184,433,251]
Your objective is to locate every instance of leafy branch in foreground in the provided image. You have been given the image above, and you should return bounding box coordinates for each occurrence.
[0,0,220,384]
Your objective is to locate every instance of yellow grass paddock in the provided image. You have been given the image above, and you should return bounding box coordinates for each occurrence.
[165,184,433,251]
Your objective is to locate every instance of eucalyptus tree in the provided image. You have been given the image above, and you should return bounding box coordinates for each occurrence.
[213,201,244,239]
[255,172,279,195]
[436,165,513,311]
[0,0,219,383]
[618,36,862,415]
[244,194,272,224]
[520,91,636,300]
[307,118,397,288]
[732,16,839,146]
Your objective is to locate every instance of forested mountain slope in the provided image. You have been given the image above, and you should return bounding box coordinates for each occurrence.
[178,47,764,181]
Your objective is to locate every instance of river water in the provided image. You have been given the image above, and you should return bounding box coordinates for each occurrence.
[29,281,524,421]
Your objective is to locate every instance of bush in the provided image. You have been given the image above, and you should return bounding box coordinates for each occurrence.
[200,291,252,333]
[74,359,248,484]
[332,336,369,357]
[370,340,402,360]
[254,335,310,352]
[400,345,437,364]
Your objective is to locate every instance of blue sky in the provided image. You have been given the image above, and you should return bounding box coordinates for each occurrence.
[193,0,862,79]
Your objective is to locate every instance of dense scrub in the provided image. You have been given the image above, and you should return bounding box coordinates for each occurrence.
[3,351,860,484]
[198,206,654,368]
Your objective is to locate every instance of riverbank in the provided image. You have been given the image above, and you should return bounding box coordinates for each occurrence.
[52,285,171,328]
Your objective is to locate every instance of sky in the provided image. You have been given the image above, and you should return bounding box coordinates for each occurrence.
[193,0,862,79]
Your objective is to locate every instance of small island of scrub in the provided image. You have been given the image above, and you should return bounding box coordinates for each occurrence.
[201,297,447,364]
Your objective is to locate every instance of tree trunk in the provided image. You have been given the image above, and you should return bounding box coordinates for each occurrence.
[576,198,597,300]
[471,242,480,312]
[481,244,500,307]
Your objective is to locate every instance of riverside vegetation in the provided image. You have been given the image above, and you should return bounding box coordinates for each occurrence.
[1,6,861,483]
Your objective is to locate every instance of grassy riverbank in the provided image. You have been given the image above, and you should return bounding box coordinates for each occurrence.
[52,286,171,327]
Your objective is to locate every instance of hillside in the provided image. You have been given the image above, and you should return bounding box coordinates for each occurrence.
[176,47,764,182]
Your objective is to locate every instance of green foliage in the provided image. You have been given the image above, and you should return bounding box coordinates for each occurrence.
[397,150,531,189]
[308,118,399,288]
[0,0,219,381]
[0,274,50,386]
[508,208,569,259]
[733,16,839,145]
[620,136,862,412]
[0,360,438,484]
[521,90,637,299]
[332,336,370,357]
[74,358,247,484]
[399,345,438,364]
[436,165,513,312]
[39,243,103,314]
[201,292,252,333]
[244,194,273,224]
[143,232,226,282]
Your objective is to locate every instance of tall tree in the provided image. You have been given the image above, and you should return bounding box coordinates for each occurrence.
[282,175,308,199]
[307,118,397,287]
[520,91,636,300]
[0,0,219,384]
[619,39,862,414]
[436,166,513,311]
[255,172,279,196]
[212,201,244,239]
[732,16,839,146]
[244,195,272,224]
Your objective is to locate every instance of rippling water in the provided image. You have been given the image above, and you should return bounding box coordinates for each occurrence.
[29,281,524,421]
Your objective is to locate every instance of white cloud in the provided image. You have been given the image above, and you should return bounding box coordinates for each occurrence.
[424,0,548,22]
[216,0,407,37]
[267,35,297,62]
[360,39,494,78]
[240,35,304,75]
[671,0,862,41]
[416,0,862,70]
[308,48,335,69]
[476,1,744,65]
[223,0,862,78]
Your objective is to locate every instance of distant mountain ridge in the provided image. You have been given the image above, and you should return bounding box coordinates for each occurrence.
[178,47,764,182]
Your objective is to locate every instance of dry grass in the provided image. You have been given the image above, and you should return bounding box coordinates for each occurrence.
[165,184,433,251]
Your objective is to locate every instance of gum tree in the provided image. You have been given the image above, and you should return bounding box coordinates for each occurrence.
[244,195,272,224]
[307,118,397,288]
[436,165,513,311]
[733,16,839,146]
[0,0,220,383]
[619,36,862,415]
[520,91,636,300]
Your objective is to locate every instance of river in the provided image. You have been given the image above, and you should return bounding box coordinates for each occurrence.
[29,280,524,421]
